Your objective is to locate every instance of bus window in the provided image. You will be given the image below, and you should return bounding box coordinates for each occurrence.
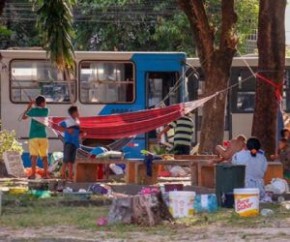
[10,60,76,103]
[79,61,134,103]
[230,68,256,113]
[146,72,180,107]
[237,91,255,112]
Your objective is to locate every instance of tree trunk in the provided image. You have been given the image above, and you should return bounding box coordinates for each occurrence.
[199,52,232,153]
[252,0,286,156]
[108,192,173,226]
[178,0,237,153]
[0,0,5,16]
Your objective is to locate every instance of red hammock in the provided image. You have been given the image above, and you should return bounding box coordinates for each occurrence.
[36,94,216,139]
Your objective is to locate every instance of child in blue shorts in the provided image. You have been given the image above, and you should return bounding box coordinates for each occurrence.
[59,106,82,181]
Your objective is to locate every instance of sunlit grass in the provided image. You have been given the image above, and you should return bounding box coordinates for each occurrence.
[1,193,290,241]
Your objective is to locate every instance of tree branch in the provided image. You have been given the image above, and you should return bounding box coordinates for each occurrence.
[219,0,238,54]
[0,0,6,16]
[177,0,214,69]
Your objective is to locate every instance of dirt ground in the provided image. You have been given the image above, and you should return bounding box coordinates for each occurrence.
[1,223,290,242]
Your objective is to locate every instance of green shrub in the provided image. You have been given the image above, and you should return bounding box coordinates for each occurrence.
[0,129,23,160]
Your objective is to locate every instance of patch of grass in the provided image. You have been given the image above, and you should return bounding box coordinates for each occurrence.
[0,204,108,230]
[174,203,290,229]
[2,193,290,241]
[0,194,174,240]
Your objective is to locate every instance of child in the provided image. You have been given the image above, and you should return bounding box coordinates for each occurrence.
[22,96,49,179]
[232,137,268,197]
[272,138,290,179]
[59,106,82,181]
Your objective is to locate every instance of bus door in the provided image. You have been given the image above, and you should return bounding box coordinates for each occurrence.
[145,71,195,152]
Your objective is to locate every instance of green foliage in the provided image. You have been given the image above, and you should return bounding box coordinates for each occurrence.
[0,0,258,56]
[36,0,76,70]
[75,0,158,51]
[286,46,290,57]
[152,145,168,155]
[75,0,258,55]
[0,0,40,49]
[203,0,259,54]
[0,129,23,160]
[235,0,259,54]
[152,12,195,56]
[0,25,12,37]
[74,0,196,54]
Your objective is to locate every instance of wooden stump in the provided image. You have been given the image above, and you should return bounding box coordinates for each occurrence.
[108,192,173,226]
[0,160,8,177]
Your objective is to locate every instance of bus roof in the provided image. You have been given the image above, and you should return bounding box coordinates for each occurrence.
[187,56,290,67]
[0,49,186,61]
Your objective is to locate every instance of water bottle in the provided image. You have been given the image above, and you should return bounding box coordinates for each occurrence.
[260,209,274,217]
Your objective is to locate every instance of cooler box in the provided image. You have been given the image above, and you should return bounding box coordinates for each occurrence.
[215,164,245,207]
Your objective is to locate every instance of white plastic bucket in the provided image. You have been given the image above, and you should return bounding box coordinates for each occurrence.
[234,188,259,217]
[169,191,196,218]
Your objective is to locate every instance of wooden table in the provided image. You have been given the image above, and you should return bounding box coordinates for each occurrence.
[175,155,217,186]
[75,158,203,185]
[74,158,129,182]
[196,161,284,189]
[264,161,283,184]
[126,159,204,185]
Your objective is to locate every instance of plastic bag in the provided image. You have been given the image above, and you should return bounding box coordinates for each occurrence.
[265,178,289,195]
[97,151,123,159]
[170,166,187,177]
[48,152,63,176]
[109,164,124,175]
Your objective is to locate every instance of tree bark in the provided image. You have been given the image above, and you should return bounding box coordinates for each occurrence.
[108,192,173,226]
[252,0,286,156]
[178,0,237,153]
[199,52,231,153]
[0,0,5,16]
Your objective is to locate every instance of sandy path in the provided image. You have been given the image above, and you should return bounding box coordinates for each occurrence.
[1,224,290,242]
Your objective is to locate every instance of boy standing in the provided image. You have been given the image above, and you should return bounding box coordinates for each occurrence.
[22,96,49,179]
[59,106,81,181]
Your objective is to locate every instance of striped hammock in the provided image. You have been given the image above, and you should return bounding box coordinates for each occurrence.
[35,94,217,139]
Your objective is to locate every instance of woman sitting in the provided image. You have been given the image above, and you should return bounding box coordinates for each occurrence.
[232,137,268,197]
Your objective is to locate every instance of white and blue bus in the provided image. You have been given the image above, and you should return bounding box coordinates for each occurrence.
[0,50,192,166]
[187,56,290,141]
